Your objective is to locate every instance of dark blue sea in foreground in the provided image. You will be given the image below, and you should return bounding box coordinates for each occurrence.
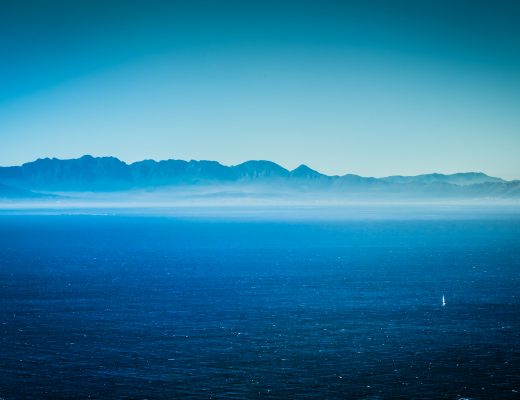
[1,208,519,399]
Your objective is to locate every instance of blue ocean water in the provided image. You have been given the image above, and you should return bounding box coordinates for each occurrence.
[0,212,519,399]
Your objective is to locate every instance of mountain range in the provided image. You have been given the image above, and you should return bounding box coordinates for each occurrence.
[0,155,518,201]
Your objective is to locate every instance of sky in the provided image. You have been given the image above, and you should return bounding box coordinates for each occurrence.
[0,0,519,179]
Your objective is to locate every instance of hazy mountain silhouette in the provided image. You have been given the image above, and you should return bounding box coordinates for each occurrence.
[0,155,518,200]
[380,172,504,186]
[0,183,48,199]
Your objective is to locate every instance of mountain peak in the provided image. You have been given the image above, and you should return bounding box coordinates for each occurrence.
[291,164,323,178]
[233,160,289,178]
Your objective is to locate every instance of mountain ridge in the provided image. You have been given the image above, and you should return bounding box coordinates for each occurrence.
[0,155,517,200]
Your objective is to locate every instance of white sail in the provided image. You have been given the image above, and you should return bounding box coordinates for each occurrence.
[442,295,446,307]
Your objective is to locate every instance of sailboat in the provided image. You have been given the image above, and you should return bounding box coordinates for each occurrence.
[442,295,446,307]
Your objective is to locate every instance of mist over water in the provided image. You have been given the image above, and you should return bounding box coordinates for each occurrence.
[1,207,519,398]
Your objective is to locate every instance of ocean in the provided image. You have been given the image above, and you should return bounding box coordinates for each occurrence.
[1,209,519,399]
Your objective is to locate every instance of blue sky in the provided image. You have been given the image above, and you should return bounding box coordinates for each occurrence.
[1,0,519,178]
